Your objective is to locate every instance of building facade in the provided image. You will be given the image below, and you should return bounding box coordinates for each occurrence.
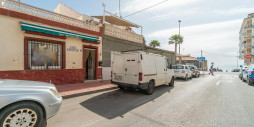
[0,0,103,85]
[181,55,208,71]
[239,13,254,66]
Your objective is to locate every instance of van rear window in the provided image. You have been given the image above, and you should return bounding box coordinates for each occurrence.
[173,66,184,69]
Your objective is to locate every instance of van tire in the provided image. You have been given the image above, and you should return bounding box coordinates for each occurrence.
[118,85,124,90]
[146,81,155,95]
[185,75,188,80]
[169,77,174,87]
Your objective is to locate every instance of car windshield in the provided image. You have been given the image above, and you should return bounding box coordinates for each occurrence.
[173,65,184,69]
[189,66,194,69]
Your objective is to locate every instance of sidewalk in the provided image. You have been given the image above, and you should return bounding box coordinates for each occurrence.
[56,80,117,99]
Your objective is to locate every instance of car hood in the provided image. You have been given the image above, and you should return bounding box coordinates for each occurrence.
[0,79,56,89]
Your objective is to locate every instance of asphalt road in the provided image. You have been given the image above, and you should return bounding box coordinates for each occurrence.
[48,72,254,127]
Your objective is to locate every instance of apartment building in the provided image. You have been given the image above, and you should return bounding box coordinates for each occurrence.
[239,13,254,66]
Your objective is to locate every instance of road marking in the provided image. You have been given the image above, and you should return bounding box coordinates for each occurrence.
[216,80,233,86]
[216,81,220,85]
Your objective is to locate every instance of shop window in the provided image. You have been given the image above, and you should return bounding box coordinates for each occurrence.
[28,41,62,70]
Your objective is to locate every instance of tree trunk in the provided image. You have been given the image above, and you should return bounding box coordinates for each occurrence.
[175,43,177,65]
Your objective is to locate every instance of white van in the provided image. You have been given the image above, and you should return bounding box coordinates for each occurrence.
[111,51,174,95]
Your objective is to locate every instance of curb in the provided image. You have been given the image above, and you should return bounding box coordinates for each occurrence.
[62,86,118,99]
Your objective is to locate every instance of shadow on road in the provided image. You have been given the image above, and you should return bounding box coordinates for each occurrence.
[80,85,173,119]
[174,78,192,82]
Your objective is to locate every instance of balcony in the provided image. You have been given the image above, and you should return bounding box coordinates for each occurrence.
[245,33,253,39]
[244,43,252,48]
[0,0,100,32]
[105,24,144,44]
[244,24,254,29]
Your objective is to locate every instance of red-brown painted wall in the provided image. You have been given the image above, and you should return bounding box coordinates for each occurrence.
[96,68,102,79]
[0,69,85,85]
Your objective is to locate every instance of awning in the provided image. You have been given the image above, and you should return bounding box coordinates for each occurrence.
[92,16,139,28]
[20,22,99,42]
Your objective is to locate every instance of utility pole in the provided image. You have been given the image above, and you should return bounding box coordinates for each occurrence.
[178,20,181,64]
[237,52,239,69]
[201,50,204,74]
[119,0,122,18]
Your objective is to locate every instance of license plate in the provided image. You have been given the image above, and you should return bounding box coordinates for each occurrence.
[114,75,122,81]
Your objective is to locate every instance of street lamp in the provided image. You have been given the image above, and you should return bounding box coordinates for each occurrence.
[178,20,181,54]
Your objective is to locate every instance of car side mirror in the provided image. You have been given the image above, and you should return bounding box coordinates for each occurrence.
[168,64,172,69]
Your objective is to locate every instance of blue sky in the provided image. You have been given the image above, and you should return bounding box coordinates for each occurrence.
[21,0,254,71]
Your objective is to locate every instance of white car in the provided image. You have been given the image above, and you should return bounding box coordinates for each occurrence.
[173,65,192,80]
[0,79,62,127]
[111,51,174,95]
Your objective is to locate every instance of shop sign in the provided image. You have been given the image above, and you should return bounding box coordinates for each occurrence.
[67,46,82,52]
[245,55,251,59]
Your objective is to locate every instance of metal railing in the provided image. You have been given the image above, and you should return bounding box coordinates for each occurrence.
[105,24,144,43]
[245,33,253,38]
[244,43,252,48]
[0,0,100,32]
[244,24,254,29]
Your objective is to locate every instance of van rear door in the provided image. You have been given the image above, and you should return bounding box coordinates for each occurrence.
[112,54,125,82]
[123,54,139,85]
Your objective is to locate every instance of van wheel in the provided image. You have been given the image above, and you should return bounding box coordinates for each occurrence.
[118,85,124,90]
[169,77,174,87]
[185,75,188,80]
[146,81,155,95]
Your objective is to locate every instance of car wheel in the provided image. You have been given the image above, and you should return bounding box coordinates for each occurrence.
[185,75,188,80]
[190,75,192,79]
[169,77,174,87]
[0,102,45,127]
[146,81,155,95]
[247,79,253,85]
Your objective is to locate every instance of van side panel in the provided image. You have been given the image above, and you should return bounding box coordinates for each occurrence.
[141,54,157,84]
[155,57,166,86]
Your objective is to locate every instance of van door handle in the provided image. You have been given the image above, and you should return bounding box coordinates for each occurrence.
[125,68,127,72]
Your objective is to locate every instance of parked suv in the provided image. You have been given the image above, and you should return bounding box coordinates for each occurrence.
[242,64,254,85]
[173,65,192,80]
[188,65,200,78]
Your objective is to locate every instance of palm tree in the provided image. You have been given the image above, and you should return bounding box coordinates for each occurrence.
[149,40,160,48]
[168,34,183,64]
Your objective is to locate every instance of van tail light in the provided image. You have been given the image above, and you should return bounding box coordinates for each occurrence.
[111,71,112,78]
[182,70,185,73]
[251,71,254,74]
[139,73,143,81]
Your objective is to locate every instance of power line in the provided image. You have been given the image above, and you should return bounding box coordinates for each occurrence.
[123,0,168,18]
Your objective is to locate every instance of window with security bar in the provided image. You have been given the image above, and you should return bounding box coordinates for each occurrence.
[28,41,62,70]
